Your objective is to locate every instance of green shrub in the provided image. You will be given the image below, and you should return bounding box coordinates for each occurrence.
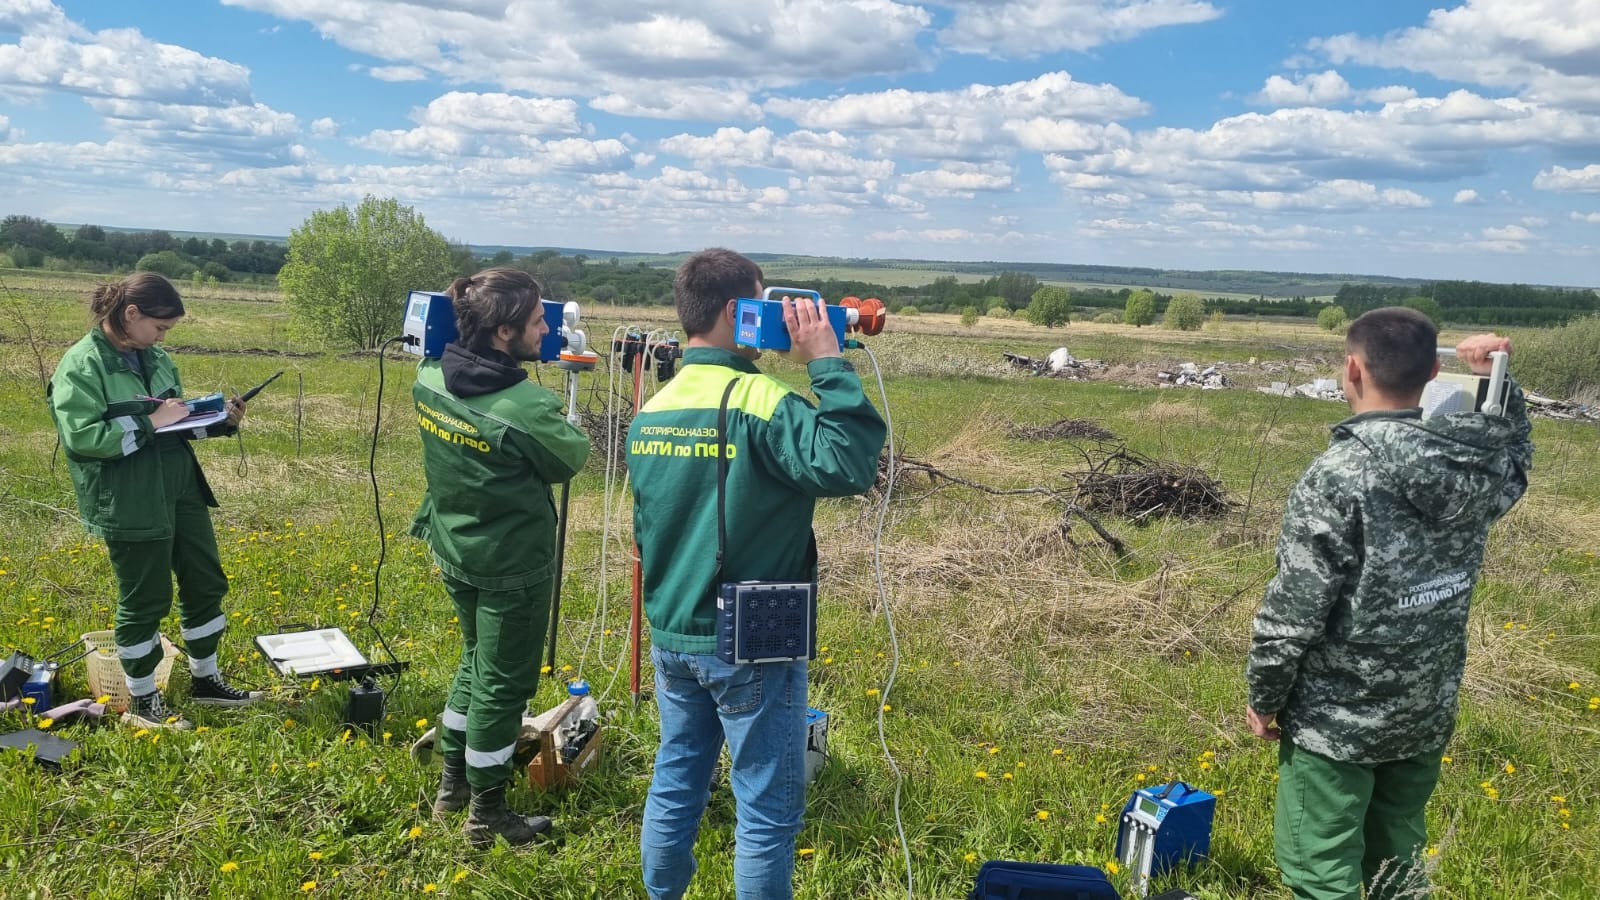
[1164,293,1205,331]
[1094,311,1120,324]
[1318,305,1347,332]
[1513,313,1600,400]
[987,307,1012,319]
[960,306,979,327]
[899,306,919,316]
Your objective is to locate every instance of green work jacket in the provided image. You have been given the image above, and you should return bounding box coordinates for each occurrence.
[48,328,227,542]
[408,357,591,592]
[627,347,886,654]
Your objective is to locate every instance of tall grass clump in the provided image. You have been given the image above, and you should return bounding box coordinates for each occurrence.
[1514,313,1600,402]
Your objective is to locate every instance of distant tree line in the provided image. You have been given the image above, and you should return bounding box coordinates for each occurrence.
[1,214,288,282]
[1332,282,1597,326]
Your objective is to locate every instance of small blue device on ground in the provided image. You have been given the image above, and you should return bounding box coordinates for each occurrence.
[804,707,828,784]
[1116,781,1216,897]
[403,290,564,360]
[715,580,818,664]
[734,287,850,352]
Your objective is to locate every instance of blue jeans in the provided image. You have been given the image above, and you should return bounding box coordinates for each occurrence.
[641,646,808,900]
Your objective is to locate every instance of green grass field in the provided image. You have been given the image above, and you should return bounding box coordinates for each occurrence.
[0,272,1595,899]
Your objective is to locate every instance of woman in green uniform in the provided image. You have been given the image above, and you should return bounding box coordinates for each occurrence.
[48,272,262,729]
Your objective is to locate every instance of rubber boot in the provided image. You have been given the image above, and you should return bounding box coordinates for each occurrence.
[432,753,469,820]
[463,783,552,849]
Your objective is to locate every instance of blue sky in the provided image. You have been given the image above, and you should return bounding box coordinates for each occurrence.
[3,0,1599,285]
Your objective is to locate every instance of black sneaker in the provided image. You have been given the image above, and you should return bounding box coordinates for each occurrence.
[122,691,193,730]
[189,674,263,707]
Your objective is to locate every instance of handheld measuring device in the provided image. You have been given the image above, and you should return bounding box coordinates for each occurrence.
[733,288,887,352]
[1115,782,1216,897]
[402,290,566,361]
[1422,348,1510,418]
[716,580,818,664]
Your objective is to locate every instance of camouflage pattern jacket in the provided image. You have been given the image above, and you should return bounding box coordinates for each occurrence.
[1247,381,1533,763]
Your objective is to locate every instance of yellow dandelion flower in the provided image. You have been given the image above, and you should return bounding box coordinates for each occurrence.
[974,770,989,779]
[1002,772,1013,780]
[415,718,428,729]
[865,688,880,697]
[1552,795,1566,803]
[407,825,423,839]
[453,871,468,884]
[823,657,834,664]
[1052,748,1064,757]
[1504,763,1516,774]
[37,717,54,730]
[1559,808,1571,818]
[540,665,552,674]
[309,851,323,860]
[561,664,573,673]
[1136,774,1146,782]
[1199,761,1211,770]
[1095,814,1108,824]
[284,718,297,729]
[133,728,150,739]
[383,731,393,741]
[964,852,977,863]
[882,704,892,712]
[96,694,111,705]
[1570,682,1582,690]
[1036,810,1050,821]
[219,862,239,873]
[1425,846,1439,856]
[423,884,437,893]
[797,848,816,858]
[988,746,1001,755]
[1440,756,1452,763]
[21,697,34,706]
[301,882,316,892]
[1106,861,1120,875]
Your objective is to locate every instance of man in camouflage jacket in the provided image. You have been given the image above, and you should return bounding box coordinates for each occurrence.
[1246,309,1533,900]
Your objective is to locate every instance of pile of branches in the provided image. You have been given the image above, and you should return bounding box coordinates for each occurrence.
[1067,447,1234,521]
[1008,418,1117,442]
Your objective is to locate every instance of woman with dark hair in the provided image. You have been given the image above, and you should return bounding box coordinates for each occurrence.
[47,272,261,730]
[409,268,591,847]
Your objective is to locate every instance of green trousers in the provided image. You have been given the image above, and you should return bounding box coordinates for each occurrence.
[105,446,229,696]
[1275,739,1443,900]
[437,572,551,791]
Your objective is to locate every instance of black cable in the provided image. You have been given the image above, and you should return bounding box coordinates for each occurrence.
[368,337,405,697]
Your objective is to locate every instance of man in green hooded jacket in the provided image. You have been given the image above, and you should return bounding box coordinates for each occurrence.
[409,268,590,848]
[1247,309,1533,900]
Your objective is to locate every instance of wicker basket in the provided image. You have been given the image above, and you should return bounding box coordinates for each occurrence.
[81,630,178,713]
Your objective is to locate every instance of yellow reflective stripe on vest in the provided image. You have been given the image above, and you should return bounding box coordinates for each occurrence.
[642,365,792,421]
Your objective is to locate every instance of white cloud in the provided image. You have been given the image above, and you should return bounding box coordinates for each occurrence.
[1534,164,1600,192]
[901,162,1014,197]
[1522,216,1548,227]
[367,65,428,82]
[1483,224,1533,241]
[0,114,10,141]
[1454,189,1481,203]
[1312,0,1600,111]
[223,0,931,95]
[1571,211,1600,223]
[591,86,761,122]
[310,117,339,138]
[352,92,582,158]
[1253,71,1352,106]
[659,126,895,180]
[938,0,1221,56]
[0,26,252,106]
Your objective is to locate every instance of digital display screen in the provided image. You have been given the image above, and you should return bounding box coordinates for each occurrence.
[409,298,427,320]
[741,308,758,326]
[1138,797,1160,817]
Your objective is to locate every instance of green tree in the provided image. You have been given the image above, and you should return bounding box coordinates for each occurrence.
[1317,305,1347,332]
[135,250,197,280]
[1025,285,1072,328]
[1164,293,1205,331]
[1124,289,1156,327]
[960,305,980,327]
[1403,295,1444,326]
[279,196,457,348]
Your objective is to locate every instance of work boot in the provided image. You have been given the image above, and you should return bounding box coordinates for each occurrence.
[463,784,551,849]
[122,691,193,730]
[432,753,470,819]
[189,674,263,707]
